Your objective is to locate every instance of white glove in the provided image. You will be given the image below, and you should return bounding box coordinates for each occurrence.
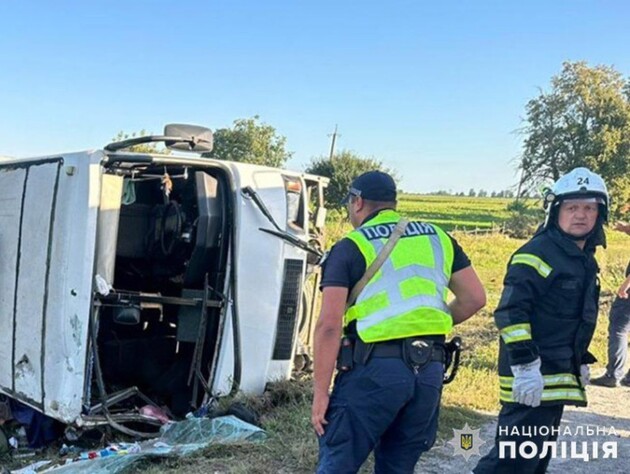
[511,358,544,407]
[580,364,590,386]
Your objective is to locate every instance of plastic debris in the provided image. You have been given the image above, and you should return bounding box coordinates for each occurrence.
[13,452,36,459]
[190,403,211,418]
[159,415,265,445]
[12,460,51,473]
[78,442,141,460]
[14,415,266,473]
[139,405,170,424]
[58,444,82,457]
[63,428,80,443]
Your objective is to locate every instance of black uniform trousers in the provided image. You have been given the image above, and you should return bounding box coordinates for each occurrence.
[474,404,564,474]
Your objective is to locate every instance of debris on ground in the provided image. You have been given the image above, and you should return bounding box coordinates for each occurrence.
[10,415,266,473]
[138,405,170,425]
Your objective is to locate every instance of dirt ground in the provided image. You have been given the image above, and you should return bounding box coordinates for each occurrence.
[4,381,630,473]
[418,384,630,473]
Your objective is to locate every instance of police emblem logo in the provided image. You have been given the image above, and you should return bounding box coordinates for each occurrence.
[461,433,473,450]
[448,423,485,461]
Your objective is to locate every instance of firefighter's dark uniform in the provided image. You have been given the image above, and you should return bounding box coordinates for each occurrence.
[474,225,600,474]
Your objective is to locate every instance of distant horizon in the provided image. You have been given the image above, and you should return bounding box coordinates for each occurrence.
[0,146,554,195]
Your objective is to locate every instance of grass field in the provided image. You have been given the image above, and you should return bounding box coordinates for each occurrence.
[397,194,516,231]
[325,194,541,247]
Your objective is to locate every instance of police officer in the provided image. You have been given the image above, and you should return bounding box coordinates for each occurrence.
[311,170,486,473]
[474,167,609,474]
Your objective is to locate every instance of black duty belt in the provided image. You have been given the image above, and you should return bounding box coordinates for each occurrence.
[352,337,446,365]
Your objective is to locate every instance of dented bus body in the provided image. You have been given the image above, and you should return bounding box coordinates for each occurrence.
[0,125,327,434]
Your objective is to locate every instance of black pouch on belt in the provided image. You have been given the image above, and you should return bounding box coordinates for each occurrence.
[402,338,434,370]
[336,336,354,372]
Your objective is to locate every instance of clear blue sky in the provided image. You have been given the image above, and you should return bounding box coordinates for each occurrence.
[1,1,629,193]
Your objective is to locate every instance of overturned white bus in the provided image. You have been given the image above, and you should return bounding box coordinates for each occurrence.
[0,124,328,436]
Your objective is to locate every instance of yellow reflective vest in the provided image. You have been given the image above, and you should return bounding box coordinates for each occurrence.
[344,210,454,342]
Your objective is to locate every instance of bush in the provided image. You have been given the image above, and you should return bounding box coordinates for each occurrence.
[503,199,543,239]
[305,151,395,209]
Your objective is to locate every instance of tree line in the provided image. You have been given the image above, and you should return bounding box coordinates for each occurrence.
[519,61,630,218]
[115,60,630,218]
[428,189,517,198]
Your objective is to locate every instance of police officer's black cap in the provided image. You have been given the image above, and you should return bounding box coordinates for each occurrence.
[341,171,397,204]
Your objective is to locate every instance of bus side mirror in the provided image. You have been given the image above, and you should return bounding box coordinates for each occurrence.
[164,124,213,153]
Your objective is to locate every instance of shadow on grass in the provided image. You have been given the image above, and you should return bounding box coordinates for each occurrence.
[438,404,495,441]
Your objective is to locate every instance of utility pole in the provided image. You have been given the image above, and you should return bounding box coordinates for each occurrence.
[328,124,340,162]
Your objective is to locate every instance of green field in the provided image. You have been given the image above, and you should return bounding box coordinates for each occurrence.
[398,194,515,231]
[325,195,541,248]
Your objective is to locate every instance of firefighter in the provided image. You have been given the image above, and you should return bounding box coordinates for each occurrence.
[311,170,486,473]
[474,167,609,473]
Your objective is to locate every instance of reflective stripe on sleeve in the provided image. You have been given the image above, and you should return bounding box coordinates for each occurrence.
[510,253,552,278]
[500,323,532,344]
[500,373,579,389]
[500,388,586,403]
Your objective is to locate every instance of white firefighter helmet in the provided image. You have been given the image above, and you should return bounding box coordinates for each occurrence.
[543,167,609,227]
